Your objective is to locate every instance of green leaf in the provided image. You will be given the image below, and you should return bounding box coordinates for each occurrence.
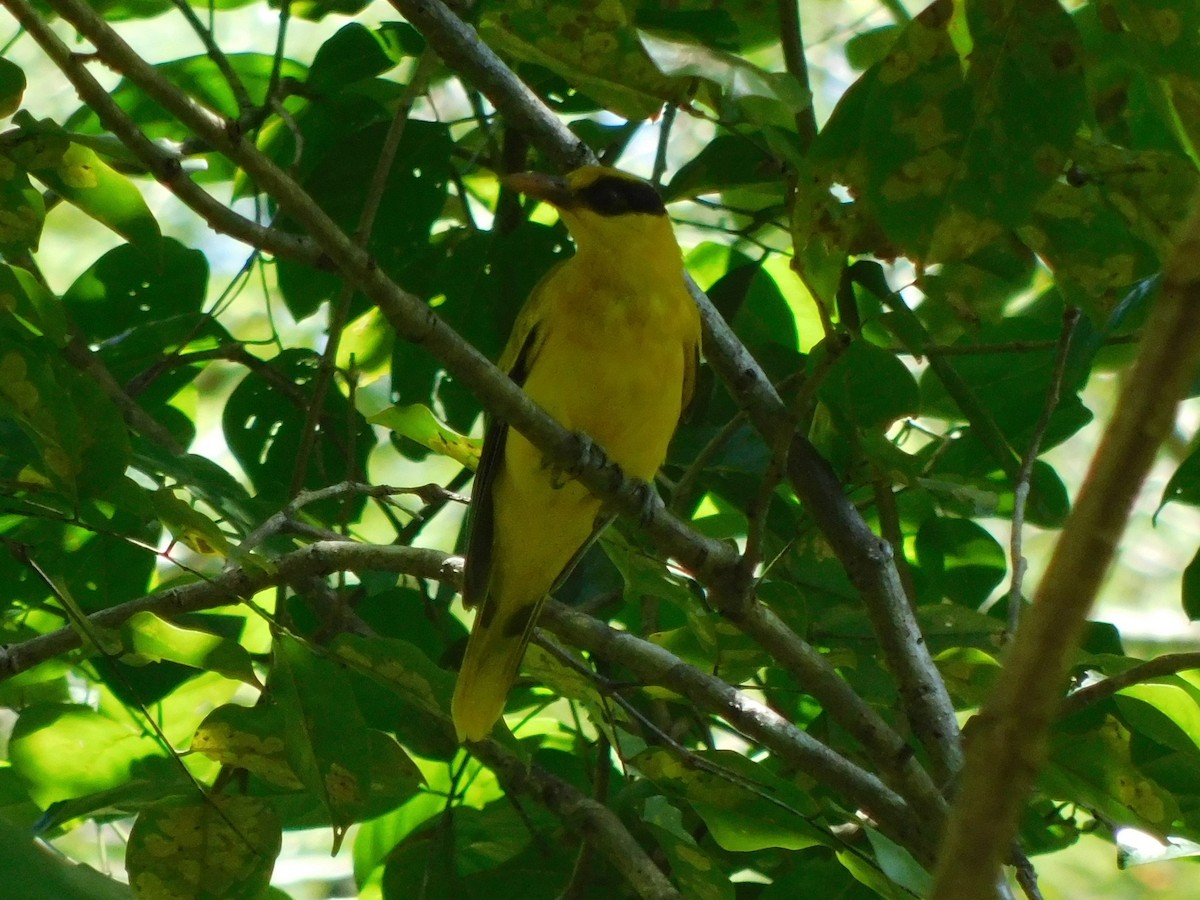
[369,403,481,470]
[308,22,416,93]
[222,348,376,509]
[634,747,824,852]
[0,331,129,499]
[35,776,194,836]
[1160,444,1200,514]
[329,632,458,755]
[914,516,1006,607]
[845,25,901,71]
[641,795,734,900]
[816,338,919,432]
[0,818,131,899]
[9,704,166,807]
[192,702,304,789]
[270,635,372,851]
[1044,715,1178,836]
[120,612,259,685]
[67,54,308,141]
[0,263,66,346]
[274,120,452,321]
[63,239,208,347]
[664,135,785,202]
[287,0,372,21]
[0,155,44,253]
[814,0,1087,263]
[1115,681,1200,766]
[638,28,808,127]
[1184,546,1200,620]
[126,796,281,900]
[13,130,159,248]
[0,58,26,118]
[864,827,933,897]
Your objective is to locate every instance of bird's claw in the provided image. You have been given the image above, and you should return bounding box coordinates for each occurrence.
[547,431,608,489]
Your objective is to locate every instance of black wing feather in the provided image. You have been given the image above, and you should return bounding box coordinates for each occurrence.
[462,326,539,609]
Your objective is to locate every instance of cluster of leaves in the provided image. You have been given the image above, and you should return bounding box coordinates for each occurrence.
[1,0,1200,897]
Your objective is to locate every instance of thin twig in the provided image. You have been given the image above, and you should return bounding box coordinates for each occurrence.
[0,541,461,683]
[289,51,438,498]
[168,0,253,114]
[651,104,676,188]
[1006,308,1080,636]
[777,0,817,151]
[4,4,317,262]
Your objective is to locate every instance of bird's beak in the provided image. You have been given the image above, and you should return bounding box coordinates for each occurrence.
[502,171,575,209]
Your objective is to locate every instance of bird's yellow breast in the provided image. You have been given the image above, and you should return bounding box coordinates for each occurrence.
[516,257,696,482]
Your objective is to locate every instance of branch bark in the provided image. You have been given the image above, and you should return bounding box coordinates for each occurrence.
[932,201,1200,898]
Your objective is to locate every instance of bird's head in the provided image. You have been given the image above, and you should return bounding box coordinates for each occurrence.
[503,166,680,264]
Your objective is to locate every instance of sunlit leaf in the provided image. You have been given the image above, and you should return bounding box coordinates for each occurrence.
[370,403,481,470]
[9,705,167,807]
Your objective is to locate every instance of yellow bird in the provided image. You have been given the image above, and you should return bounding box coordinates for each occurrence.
[451,166,702,742]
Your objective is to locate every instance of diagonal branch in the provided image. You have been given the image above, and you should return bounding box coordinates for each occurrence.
[540,600,937,865]
[468,740,681,900]
[4,0,318,264]
[932,202,1200,898]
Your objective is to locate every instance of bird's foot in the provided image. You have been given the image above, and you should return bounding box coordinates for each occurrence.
[630,479,658,527]
[547,431,608,489]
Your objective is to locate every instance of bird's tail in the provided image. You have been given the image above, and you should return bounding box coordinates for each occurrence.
[451,596,542,742]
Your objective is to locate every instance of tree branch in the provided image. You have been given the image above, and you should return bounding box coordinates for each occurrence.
[1058,652,1200,719]
[0,541,459,681]
[387,0,593,172]
[1006,308,1080,635]
[539,601,938,865]
[34,0,958,814]
[34,0,739,591]
[932,203,1200,898]
[467,740,681,900]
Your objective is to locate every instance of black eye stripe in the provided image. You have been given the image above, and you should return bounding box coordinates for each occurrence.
[576,176,666,217]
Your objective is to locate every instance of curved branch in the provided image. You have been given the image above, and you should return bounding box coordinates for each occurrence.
[389,0,592,172]
[1058,652,1200,719]
[33,0,738,587]
[932,204,1200,898]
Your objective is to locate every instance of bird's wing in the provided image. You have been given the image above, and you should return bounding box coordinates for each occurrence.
[461,278,553,609]
[681,329,701,421]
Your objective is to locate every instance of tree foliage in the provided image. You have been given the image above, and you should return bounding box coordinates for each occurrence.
[1,0,1200,897]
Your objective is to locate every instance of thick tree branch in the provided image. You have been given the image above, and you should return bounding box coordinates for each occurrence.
[932,202,1200,898]
[0,533,936,862]
[387,0,592,172]
[31,0,738,589]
